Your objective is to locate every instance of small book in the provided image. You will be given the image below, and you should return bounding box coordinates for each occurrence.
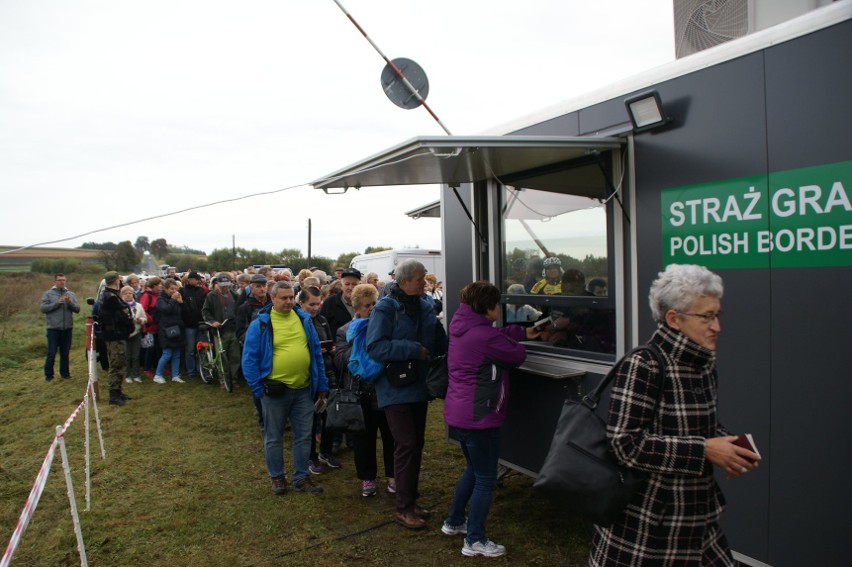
[733,433,761,463]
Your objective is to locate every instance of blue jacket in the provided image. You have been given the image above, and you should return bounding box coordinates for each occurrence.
[241,304,329,400]
[365,293,448,408]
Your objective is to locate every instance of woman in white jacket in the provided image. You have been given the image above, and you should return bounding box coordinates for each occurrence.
[120,285,148,383]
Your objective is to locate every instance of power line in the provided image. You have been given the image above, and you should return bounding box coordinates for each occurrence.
[0,182,309,255]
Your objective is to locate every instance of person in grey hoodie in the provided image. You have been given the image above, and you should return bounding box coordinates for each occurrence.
[40,273,80,381]
[441,281,540,558]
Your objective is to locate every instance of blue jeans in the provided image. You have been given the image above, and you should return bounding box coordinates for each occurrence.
[156,347,181,377]
[45,328,73,378]
[183,326,198,377]
[261,386,313,483]
[446,426,501,545]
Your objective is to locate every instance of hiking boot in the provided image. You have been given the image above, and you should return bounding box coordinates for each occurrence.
[108,393,126,407]
[461,539,506,558]
[45,375,54,382]
[120,392,133,401]
[153,375,167,384]
[441,519,468,536]
[387,478,397,494]
[309,461,327,475]
[394,510,426,530]
[270,476,287,495]
[361,480,377,497]
[171,376,186,383]
[318,453,341,468]
[292,478,323,493]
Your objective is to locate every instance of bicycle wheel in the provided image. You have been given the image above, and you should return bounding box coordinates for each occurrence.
[219,350,233,393]
[197,348,214,384]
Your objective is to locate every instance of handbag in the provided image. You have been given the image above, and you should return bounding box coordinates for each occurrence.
[163,325,181,340]
[325,388,366,433]
[533,344,666,526]
[426,354,449,399]
[385,360,417,387]
[140,332,154,349]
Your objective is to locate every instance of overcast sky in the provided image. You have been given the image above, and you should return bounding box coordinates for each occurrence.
[0,1,675,259]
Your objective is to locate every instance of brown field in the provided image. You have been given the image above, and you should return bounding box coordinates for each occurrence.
[0,245,105,260]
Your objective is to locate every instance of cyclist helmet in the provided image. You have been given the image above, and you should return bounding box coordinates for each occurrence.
[541,256,563,278]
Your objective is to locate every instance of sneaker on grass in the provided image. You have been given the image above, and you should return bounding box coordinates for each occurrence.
[125,377,133,384]
[441,520,467,536]
[361,480,377,497]
[132,376,143,383]
[309,461,327,475]
[461,539,506,558]
[153,375,167,384]
[292,478,323,493]
[318,453,341,468]
[171,376,186,383]
[387,478,397,494]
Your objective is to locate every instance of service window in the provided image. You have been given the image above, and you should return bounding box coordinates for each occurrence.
[500,183,616,358]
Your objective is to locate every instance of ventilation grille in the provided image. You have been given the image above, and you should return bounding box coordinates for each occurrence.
[675,0,750,58]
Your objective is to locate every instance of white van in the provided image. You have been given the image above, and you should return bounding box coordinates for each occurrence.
[349,248,443,285]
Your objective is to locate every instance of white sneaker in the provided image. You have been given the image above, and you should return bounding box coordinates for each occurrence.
[461,539,506,558]
[153,375,167,384]
[171,376,186,383]
[133,376,143,383]
[125,377,133,384]
[441,520,467,536]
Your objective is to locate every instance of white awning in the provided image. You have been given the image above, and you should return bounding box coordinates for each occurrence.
[311,135,623,194]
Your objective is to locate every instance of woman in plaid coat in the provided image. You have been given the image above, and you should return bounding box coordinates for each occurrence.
[589,264,760,566]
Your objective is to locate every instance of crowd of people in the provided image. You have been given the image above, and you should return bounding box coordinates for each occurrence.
[40,261,757,561]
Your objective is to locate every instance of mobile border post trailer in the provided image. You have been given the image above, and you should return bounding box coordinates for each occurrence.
[312,4,852,565]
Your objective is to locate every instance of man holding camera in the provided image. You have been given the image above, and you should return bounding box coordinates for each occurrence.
[40,273,81,382]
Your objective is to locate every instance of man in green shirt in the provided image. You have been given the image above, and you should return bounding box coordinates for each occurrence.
[241,282,329,495]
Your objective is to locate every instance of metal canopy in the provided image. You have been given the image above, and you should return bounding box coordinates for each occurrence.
[311,136,623,191]
[405,200,441,219]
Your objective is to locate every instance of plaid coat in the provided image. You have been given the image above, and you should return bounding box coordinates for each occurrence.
[588,325,736,566]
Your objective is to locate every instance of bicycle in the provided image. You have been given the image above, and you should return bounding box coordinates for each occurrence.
[196,320,233,392]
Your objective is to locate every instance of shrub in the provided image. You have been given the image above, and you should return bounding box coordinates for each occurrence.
[31,258,83,274]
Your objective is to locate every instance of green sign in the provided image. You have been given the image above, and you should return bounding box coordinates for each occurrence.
[661,160,852,269]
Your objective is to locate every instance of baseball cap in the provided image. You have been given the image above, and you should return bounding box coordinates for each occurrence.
[215,274,232,285]
[187,271,201,280]
[250,274,267,285]
[340,268,362,280]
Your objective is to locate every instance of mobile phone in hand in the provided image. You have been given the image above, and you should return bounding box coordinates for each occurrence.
[314,397,328,414]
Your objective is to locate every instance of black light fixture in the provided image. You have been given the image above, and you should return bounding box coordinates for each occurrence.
[624,90,670,133]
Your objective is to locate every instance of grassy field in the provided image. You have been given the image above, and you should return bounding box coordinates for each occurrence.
[0,273,590,566]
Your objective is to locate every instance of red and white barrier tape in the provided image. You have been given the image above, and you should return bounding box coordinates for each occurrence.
[0,438,58,567]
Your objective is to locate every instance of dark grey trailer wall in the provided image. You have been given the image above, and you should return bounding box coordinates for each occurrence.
[511,19,851,566]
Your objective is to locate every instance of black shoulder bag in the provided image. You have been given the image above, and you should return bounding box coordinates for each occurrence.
[533,344,667,526]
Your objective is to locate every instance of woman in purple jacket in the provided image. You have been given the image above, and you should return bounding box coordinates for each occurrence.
[441,281,541,558]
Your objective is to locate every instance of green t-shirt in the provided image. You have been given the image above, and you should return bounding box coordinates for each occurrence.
[269,309,310,389]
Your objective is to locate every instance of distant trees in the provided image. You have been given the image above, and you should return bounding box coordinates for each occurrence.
[134,236,150,254]
[335,251,360,269]
[363,246,392,254]
[150,238,169,259]
[80,241,117,250]
[114,241,141,272]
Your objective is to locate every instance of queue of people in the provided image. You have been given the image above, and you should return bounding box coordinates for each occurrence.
[40,261,755,562]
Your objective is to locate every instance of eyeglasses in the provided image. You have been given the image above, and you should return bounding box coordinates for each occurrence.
[677,311,722,324]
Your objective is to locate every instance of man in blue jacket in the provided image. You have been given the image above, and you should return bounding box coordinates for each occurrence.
[241,281,328,495]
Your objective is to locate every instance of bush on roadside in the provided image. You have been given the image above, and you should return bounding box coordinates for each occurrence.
[31,258,83,274]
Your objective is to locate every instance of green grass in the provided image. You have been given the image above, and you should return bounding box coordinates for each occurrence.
[0,273,590,566]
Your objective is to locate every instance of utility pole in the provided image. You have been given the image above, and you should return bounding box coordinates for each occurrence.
[307,218,312,267]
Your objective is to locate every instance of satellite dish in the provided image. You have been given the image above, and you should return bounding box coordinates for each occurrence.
[381,57,430,109]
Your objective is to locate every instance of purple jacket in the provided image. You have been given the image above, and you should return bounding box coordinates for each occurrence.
[443,303,528,430]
